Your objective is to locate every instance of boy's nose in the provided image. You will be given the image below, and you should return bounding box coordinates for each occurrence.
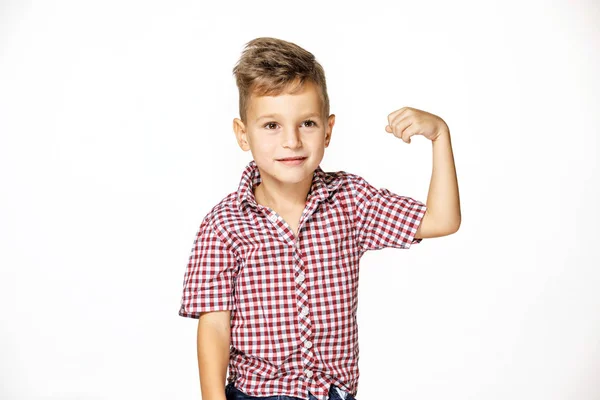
[282,128,302,148]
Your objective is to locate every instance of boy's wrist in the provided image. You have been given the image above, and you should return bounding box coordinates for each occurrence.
[432,127,450,143]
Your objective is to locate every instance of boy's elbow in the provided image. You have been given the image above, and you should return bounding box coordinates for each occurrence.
[443,218,461,236]
[449,217,461,234]
[436,209,461,236]
[434,220,461,238]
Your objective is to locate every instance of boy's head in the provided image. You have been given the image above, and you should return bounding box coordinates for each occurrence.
[232,37,330,124]
[231,37,335,188]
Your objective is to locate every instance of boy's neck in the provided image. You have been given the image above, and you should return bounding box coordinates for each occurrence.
[254,175,312,212]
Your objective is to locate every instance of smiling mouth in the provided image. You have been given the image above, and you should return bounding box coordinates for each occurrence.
[277,156,307,161]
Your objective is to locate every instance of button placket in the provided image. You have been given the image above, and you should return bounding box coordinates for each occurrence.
[292,247,315,380]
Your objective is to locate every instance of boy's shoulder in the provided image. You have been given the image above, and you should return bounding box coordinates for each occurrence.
[197,191,239,230]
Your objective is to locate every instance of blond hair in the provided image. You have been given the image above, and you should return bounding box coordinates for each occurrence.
[232,37,330,123]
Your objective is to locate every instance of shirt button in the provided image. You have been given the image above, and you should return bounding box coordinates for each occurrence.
[296,274,305,283]
[300,307,309,317]
[305,370,313,378]
[305,340,312,349]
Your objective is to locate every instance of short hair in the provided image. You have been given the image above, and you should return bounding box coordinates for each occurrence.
[232,37,330,124]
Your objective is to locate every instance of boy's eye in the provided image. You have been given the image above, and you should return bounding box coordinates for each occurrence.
[263,120,318,130]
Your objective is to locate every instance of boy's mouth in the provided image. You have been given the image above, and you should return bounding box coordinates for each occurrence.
[277,156,307,161]
[277,156,307,166]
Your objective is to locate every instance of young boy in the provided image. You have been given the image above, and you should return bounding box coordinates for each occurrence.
[179,37,461,400]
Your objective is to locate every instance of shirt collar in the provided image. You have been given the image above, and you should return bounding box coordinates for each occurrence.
[236,159,342,210]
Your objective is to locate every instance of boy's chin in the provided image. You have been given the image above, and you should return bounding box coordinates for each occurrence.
[258,160,315,178]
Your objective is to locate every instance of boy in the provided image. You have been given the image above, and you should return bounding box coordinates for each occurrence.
[179,37,461,400]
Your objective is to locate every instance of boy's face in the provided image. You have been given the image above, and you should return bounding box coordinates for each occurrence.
[233,80,335,190]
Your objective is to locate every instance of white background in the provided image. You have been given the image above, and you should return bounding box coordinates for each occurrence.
[1,1,599,399]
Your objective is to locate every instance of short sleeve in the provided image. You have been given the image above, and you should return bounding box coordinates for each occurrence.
[178,217,239,318]
[350,174,427,252]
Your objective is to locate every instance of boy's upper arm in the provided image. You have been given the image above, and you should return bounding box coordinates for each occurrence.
[179,217,239,319]
[350,174,427,252]
[413,209,460,239]
[198,310,231,333]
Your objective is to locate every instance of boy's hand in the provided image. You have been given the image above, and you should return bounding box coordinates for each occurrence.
[385,107,448,144]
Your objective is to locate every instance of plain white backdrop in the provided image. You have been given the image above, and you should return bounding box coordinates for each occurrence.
[1,1,598,399]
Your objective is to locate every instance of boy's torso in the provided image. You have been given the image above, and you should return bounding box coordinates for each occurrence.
[181,159,426,400]
[210,160,361,400]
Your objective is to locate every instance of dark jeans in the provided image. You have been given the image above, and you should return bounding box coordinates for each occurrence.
[225,381,356,400]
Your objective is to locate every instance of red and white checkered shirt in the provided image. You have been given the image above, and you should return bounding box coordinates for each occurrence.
[179,160,427,400]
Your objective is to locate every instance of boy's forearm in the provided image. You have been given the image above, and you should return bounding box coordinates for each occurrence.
[197,313,231,400]
[425,128,461,233]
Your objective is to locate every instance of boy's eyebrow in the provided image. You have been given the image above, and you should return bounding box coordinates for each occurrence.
[256,112,321,122]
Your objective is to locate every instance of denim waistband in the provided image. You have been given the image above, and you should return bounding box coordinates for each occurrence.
[225,381,355,400]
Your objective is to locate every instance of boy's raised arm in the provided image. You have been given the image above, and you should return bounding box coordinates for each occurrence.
[385,106,461,238]
[197,310,231,400]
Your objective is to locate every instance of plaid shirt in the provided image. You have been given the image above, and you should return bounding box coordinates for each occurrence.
[179,160,427,400]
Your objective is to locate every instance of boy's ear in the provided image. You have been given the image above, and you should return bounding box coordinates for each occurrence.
[325,114,335,147]
[233,118,251,151]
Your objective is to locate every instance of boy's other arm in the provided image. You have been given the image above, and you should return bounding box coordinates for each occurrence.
[415,127,461,239]
[197,310,231,400]
[385,107,461,239]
